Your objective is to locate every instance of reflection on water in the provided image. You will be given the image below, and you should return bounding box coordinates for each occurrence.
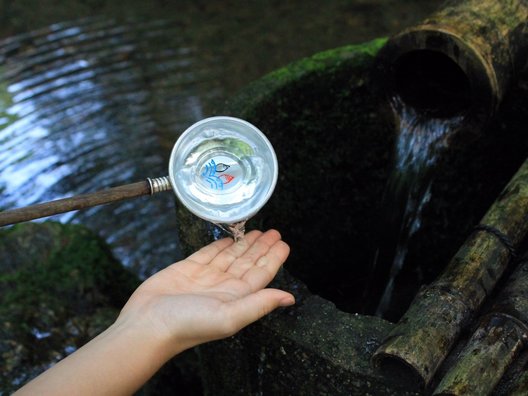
[0,2,446,278]
[0,17,222,276]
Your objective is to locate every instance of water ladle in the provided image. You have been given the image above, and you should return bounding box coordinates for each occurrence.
[0,116,278,241]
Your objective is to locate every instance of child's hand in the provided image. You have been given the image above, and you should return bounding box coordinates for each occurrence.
[15,229,293,395]
[117,229,294,356]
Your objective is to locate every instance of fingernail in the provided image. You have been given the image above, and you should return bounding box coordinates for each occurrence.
[279,296,295,307]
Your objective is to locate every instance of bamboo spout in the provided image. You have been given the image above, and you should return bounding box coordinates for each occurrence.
[374,0,528,122]
[372,158,528,387]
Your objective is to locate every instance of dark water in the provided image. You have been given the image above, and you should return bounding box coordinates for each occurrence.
[0,1,444,278]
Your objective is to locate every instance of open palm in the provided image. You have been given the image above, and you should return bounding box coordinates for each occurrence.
[118,229,294,354]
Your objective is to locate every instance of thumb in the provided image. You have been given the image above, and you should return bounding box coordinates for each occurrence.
[226,289,295,333]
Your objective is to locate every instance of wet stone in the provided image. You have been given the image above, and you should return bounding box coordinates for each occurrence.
[189,39,422,395]
[185,22,528,392]
[199,277,418,395]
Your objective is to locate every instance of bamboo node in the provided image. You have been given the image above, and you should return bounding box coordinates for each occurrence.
[474,223,518,259]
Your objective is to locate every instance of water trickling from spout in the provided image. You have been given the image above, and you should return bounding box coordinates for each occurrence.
[374,97,462,317]
[216,220,247,242]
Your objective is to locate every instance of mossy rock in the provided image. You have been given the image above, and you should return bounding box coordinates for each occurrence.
[181,32,528,393]
[0,221,140,392]
[180,38,397,315]
[180,33,528,321]
[187,38,422,396]
[0,221,204,394]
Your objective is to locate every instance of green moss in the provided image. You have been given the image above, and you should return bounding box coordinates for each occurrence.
[0,221,204,394]
[225,38,387,121]
[0,222,140,392]
[264,37,387,82]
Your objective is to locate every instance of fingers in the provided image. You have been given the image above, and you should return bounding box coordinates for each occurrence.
[242,239,290,291]
[185,231,261,267]
[207,230,263,271]
[186,237,234,265]
[185,229,289,283]
[224,289,295,335]
[226,229,283,278]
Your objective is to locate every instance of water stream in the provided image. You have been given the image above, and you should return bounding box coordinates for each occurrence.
[223,221,247,242]
[374,97,462,317]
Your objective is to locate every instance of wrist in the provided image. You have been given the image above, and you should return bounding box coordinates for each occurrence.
[16,310,185,395]
[113,309,187,362]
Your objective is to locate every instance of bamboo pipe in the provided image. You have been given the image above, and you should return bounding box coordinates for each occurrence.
[0,177,171,227]
[374,0,528,122]
[371,158,528,387]
[433,256,528,396]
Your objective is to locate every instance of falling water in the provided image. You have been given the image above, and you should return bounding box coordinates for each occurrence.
[225,221,247,241]
[374,97,462,317]
[214,220,247,241]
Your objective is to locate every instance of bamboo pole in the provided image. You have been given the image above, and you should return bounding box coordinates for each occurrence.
[372,158,528,387]
[0,177,171,227]
[432,315,526,396]
[433,254,528,395]
[432,292,528,394]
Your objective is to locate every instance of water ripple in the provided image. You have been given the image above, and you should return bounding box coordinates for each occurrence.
[0,17,222,277]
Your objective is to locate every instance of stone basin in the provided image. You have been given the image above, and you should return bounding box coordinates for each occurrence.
[175,38,528,395]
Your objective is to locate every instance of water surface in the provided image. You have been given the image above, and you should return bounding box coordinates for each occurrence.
[0,1,444,277]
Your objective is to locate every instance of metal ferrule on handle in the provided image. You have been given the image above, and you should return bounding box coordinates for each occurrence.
[147,176,172,195]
